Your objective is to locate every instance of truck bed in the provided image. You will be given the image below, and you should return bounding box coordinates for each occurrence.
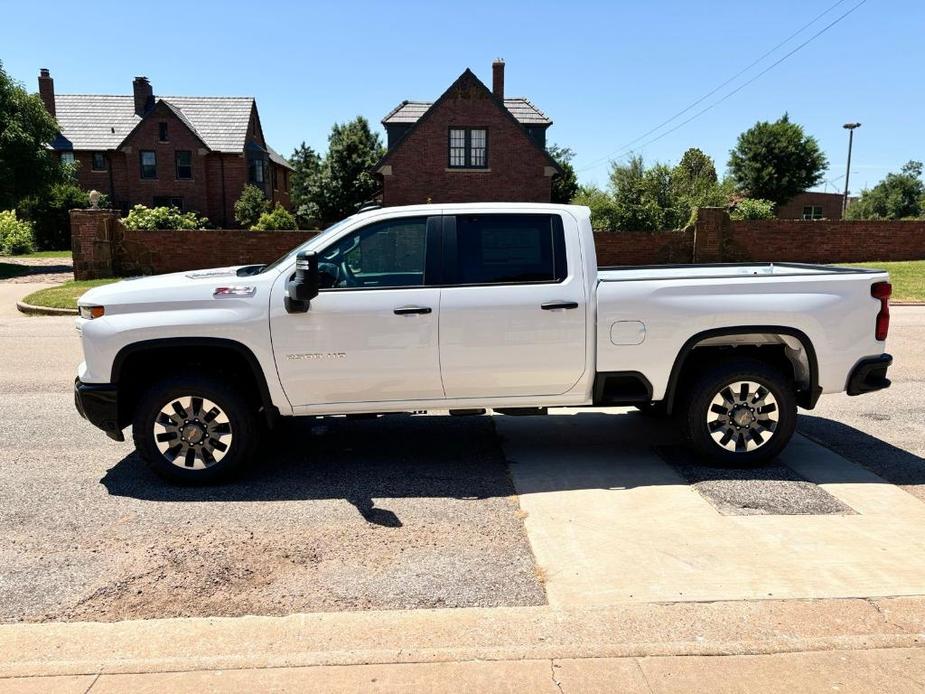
[597,262,883,283]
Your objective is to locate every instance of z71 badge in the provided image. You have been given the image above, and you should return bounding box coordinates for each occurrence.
[286,352,347,360]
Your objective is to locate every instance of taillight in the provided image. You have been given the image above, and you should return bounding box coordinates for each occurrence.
[872,281,891,341]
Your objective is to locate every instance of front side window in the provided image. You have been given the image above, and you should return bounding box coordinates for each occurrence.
[802,205,823,220]
[175,150,192,179]
[91,152,107,171]
[453,214,565,285]
[158,122,168,142]
[153,196,183,209]
[448,128,488,168]
[140,150,157,179]
[317,217,428,289]
[60,151,75,166]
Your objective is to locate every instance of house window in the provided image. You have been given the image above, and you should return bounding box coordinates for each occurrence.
[140,150,157,179]
[448,128,488,169]
[272,166,278,190]
[153,196,183,210]
[249,157,266,185]
[91,152,107,171]
[802,206,823,220]
[60,152,75,166]
[175,151,192,179]
[158,122,168,142]
[283,170,288,192]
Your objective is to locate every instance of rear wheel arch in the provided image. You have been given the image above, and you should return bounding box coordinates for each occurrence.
[663,326,819,414]
[111,338,278,429]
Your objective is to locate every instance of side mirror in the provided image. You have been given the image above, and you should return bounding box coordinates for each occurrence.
[285,251,319,313]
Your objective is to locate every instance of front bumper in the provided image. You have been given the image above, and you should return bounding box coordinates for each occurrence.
[846,354,893,396]
[74,378,124,441]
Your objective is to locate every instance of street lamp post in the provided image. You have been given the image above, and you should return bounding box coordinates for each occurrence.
[842,122,861,217]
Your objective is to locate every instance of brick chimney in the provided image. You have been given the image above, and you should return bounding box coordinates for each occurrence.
[38,68,55,117]
[133,76,153,116]
[492,59,505,99]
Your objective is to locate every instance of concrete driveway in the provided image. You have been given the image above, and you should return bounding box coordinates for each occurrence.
[2,280,924,624]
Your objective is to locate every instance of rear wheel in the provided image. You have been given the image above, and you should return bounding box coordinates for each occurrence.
[681,358,796,466]
[132,374,259,483]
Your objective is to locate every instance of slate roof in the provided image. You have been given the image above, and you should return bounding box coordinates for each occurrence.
[50,94,264,154]
[382,97,551,126]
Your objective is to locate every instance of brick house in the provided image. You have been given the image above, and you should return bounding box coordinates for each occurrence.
[376,61,561,206]
[776,191,846,220]
[37,69,292,227]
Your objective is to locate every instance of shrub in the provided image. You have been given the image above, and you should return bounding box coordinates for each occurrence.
[0,210,36,255]
[250,204,296,231]
[729,198,775,220]
[234,184,270,228]
[123,204,209,230]
[16,182,101,250]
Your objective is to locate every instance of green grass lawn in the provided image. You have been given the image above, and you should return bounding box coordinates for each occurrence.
[21,279,119,310]
[844,260,925,302]
[20,250,73,258]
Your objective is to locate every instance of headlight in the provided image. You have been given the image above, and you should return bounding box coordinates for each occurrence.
[78,305,105,320]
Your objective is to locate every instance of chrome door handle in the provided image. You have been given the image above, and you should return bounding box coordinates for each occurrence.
[541,301,579,310]
[394,306,433,315]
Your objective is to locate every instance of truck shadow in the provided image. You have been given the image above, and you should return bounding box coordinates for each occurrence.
[100,411,925,524]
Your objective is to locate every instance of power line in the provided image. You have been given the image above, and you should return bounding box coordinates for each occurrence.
[577,0,866,173]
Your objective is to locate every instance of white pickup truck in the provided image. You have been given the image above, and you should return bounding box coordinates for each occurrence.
[74,203,893,482]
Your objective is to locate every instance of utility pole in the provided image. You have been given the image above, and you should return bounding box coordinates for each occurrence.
[842,123,861,217]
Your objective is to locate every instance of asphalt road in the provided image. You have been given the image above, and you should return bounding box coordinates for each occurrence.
[0,284,544,623]
[1,280,923,623]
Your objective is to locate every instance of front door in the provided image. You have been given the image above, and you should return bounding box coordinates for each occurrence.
[271,215,445,407]
[438,212,588,398]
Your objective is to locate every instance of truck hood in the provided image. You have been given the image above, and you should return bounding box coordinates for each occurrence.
[78,266,275,314]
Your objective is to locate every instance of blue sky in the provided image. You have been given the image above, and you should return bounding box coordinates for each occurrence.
[3,0,921,192]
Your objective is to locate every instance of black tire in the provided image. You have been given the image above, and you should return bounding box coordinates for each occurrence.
[680,357,796,467]
[132,373,259,483]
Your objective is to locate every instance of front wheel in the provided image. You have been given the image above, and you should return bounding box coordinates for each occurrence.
[681,357,797,467]
[132,374,259,483]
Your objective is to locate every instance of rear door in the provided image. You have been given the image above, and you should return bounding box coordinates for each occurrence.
[438,212,587,398]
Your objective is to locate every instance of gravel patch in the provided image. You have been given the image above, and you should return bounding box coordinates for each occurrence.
[656,445,854,516]
[1,410,545,623]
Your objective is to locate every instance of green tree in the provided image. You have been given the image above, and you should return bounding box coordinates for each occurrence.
[0,210,35,255]
[846,161,925,220]
[289,142,322,227]
[233,184,270,229]
[16,164,101,249]
[572,184,620,230]
[0,61,63,211]
[301,117,385,226]
[547,144,579,204]
[608,156,687,230]
[728,114,827,205]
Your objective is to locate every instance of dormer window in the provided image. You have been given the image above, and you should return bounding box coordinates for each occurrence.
[448,128,488,169]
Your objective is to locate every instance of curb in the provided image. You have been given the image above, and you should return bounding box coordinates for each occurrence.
[892,302,925,306]
[15,300,77,316]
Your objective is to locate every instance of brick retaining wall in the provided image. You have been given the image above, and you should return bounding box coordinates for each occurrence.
[71,208,925,280]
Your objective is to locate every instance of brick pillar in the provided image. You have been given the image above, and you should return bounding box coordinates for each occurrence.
[70,209,122,280]
[692,207,731,263]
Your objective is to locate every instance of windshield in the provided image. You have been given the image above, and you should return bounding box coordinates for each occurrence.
[258,215,356,274]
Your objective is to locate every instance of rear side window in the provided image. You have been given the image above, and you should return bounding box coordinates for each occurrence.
[453,214,566,285]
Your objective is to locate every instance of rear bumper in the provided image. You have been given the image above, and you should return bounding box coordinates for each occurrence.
[74,378,124,441]
[846,354,893,396]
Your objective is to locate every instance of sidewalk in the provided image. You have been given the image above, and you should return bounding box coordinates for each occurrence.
[6,649,925,693]
[3,597,924,691]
